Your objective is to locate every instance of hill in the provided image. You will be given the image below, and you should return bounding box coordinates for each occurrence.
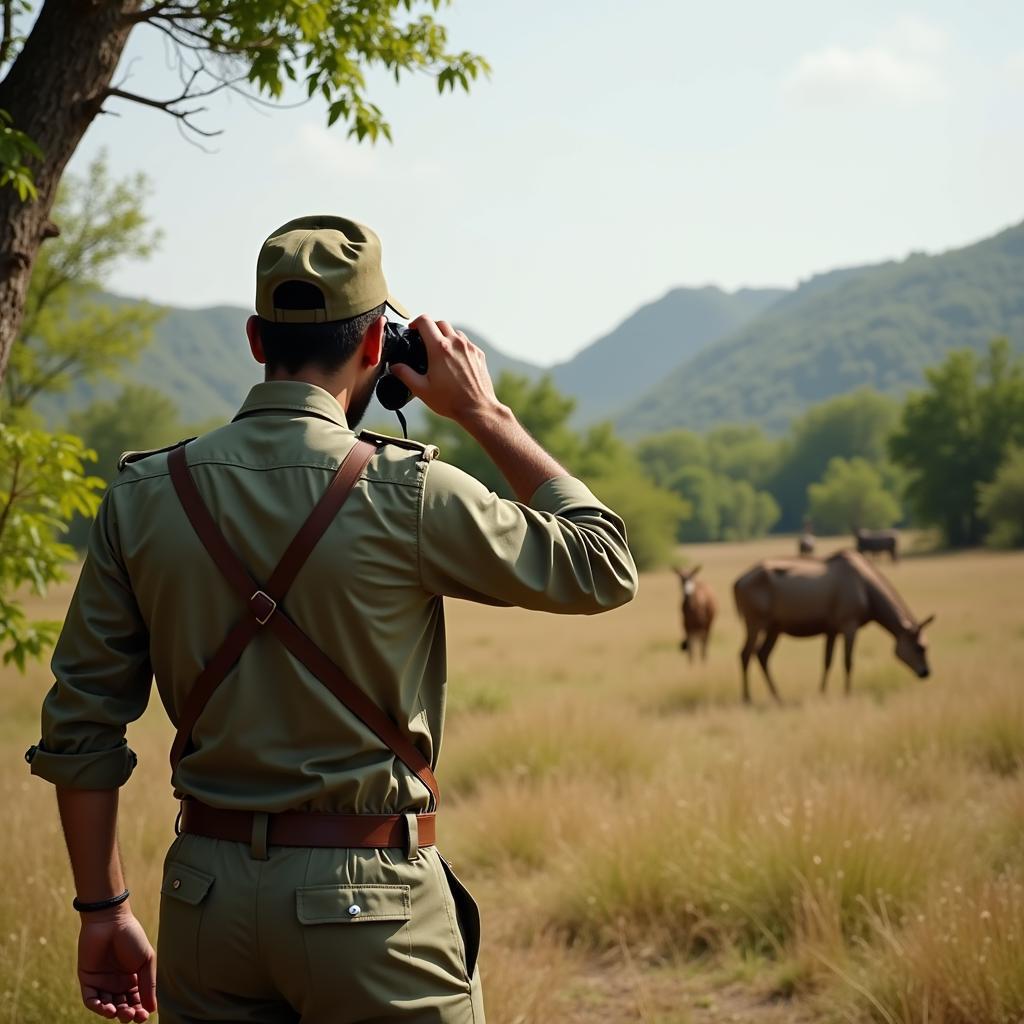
[35,301,543,428]
[618,223,1024,435]
[551,286,785,425]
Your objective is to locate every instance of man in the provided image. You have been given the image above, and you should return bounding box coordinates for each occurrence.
[27,215,638,1023]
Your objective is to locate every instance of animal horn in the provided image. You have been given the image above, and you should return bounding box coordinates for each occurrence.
[689,564,702,578]
[917,614,936,631]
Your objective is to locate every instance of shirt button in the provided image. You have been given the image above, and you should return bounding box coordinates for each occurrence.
[347,904,361,917]
[172,879,181,890]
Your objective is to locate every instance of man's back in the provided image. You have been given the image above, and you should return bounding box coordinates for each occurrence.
[38,379,637,817]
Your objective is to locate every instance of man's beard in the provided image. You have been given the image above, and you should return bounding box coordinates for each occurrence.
[346,365,386,429]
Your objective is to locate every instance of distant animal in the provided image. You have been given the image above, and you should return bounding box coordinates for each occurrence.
[732,550,934,703]
[675,565,716,663]
[855,527,899,562]
[798,524,815,557]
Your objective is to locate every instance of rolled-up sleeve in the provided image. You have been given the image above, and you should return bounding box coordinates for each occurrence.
[419,461,638,613]
[26,490,152,789]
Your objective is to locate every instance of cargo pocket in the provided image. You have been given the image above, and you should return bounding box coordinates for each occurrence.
[296,883,413,989]
[438,856,482,980]
[158,861,214,989]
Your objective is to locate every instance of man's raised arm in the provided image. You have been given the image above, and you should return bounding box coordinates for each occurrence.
[392,316,639,612]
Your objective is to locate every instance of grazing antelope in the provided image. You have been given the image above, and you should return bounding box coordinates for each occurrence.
[855,527,899,562]
[732,550,934,703]
[675,565,716,663]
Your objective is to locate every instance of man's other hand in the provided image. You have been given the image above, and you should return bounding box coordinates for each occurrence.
[77,907,157,1022]
[390,316,503,427]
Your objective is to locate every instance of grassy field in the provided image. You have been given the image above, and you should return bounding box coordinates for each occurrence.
[2,535,1023,1023]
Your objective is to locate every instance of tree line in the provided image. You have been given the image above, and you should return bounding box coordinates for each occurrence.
[431,341,1024,565]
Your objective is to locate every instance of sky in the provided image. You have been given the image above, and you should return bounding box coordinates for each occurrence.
[67,1,1024,366]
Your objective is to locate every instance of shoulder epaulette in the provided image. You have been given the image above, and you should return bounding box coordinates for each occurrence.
[118,437,196,472]
[358,429,439,462]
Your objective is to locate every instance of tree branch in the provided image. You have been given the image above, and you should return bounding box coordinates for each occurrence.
[104,70,226,138]
[128,1,194,24]
[0,0,13,68]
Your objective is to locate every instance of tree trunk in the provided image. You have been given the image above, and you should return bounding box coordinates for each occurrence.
[0,0,142,391]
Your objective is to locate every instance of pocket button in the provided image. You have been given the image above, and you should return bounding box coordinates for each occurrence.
[347,904,361,917]
[172,879,181,890]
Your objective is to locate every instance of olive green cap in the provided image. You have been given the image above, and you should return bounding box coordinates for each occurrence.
[255,215,409,324]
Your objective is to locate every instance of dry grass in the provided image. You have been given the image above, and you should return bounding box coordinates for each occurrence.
[2,535,1023,1022]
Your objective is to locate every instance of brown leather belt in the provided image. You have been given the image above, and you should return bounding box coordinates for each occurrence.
[180,800,436,849]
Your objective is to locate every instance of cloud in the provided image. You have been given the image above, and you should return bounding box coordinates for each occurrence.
[784,17,947,107]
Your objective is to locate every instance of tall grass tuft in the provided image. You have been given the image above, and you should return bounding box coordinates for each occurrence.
[851,871,1024,1024]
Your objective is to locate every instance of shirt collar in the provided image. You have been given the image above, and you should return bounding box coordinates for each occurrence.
[232,381,350,430]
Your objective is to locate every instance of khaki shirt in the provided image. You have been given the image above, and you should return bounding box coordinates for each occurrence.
[28,382,637,813]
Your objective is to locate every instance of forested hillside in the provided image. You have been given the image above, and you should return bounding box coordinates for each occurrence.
[32,221,1024,437]
[551,286,784,425]
[618,222,1024,435]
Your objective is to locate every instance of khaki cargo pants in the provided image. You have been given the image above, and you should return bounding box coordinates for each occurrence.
[156,832,485,1023]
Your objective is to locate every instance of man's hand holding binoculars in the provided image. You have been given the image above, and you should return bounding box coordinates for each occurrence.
[389,316,501,429]
[390,315,568,503]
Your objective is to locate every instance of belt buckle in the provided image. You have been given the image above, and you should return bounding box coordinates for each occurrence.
[250,590,277,625]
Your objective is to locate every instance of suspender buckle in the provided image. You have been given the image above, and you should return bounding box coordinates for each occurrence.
[250,590,277,625]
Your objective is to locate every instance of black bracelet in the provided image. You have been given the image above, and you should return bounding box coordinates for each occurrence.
[72,889,130,913]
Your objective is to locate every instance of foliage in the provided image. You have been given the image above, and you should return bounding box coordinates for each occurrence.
[717,477,780,541]
[571,422,688,570]
[2,154,162,413]
[0,425,103,669]
[64,385,195,549]
[424,373,686,570]
[807,456,902,535]
[890,339,1024,547]
[2,1,487,146]
[978,446,1024,549]
[67,385,187,484]
[634,427,780,541]
[224,0,488,139]
[705,423,779,488]
[0,107,40,200]
[769,390,901,531]
[92,0,490,143]
[634,428,708,482]
[618,223,1024,435]
[425,374,577,495]
[0,158,161,671]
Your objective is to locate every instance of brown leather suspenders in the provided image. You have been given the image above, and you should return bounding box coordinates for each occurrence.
[166,440,441,812]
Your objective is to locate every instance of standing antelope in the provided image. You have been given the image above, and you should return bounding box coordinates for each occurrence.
[675,565,716,663]
[732,550,934,703]
[855,528,899,562]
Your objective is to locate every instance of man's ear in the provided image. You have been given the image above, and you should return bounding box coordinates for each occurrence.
[361,315,386,368]
[246,315,266,365]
